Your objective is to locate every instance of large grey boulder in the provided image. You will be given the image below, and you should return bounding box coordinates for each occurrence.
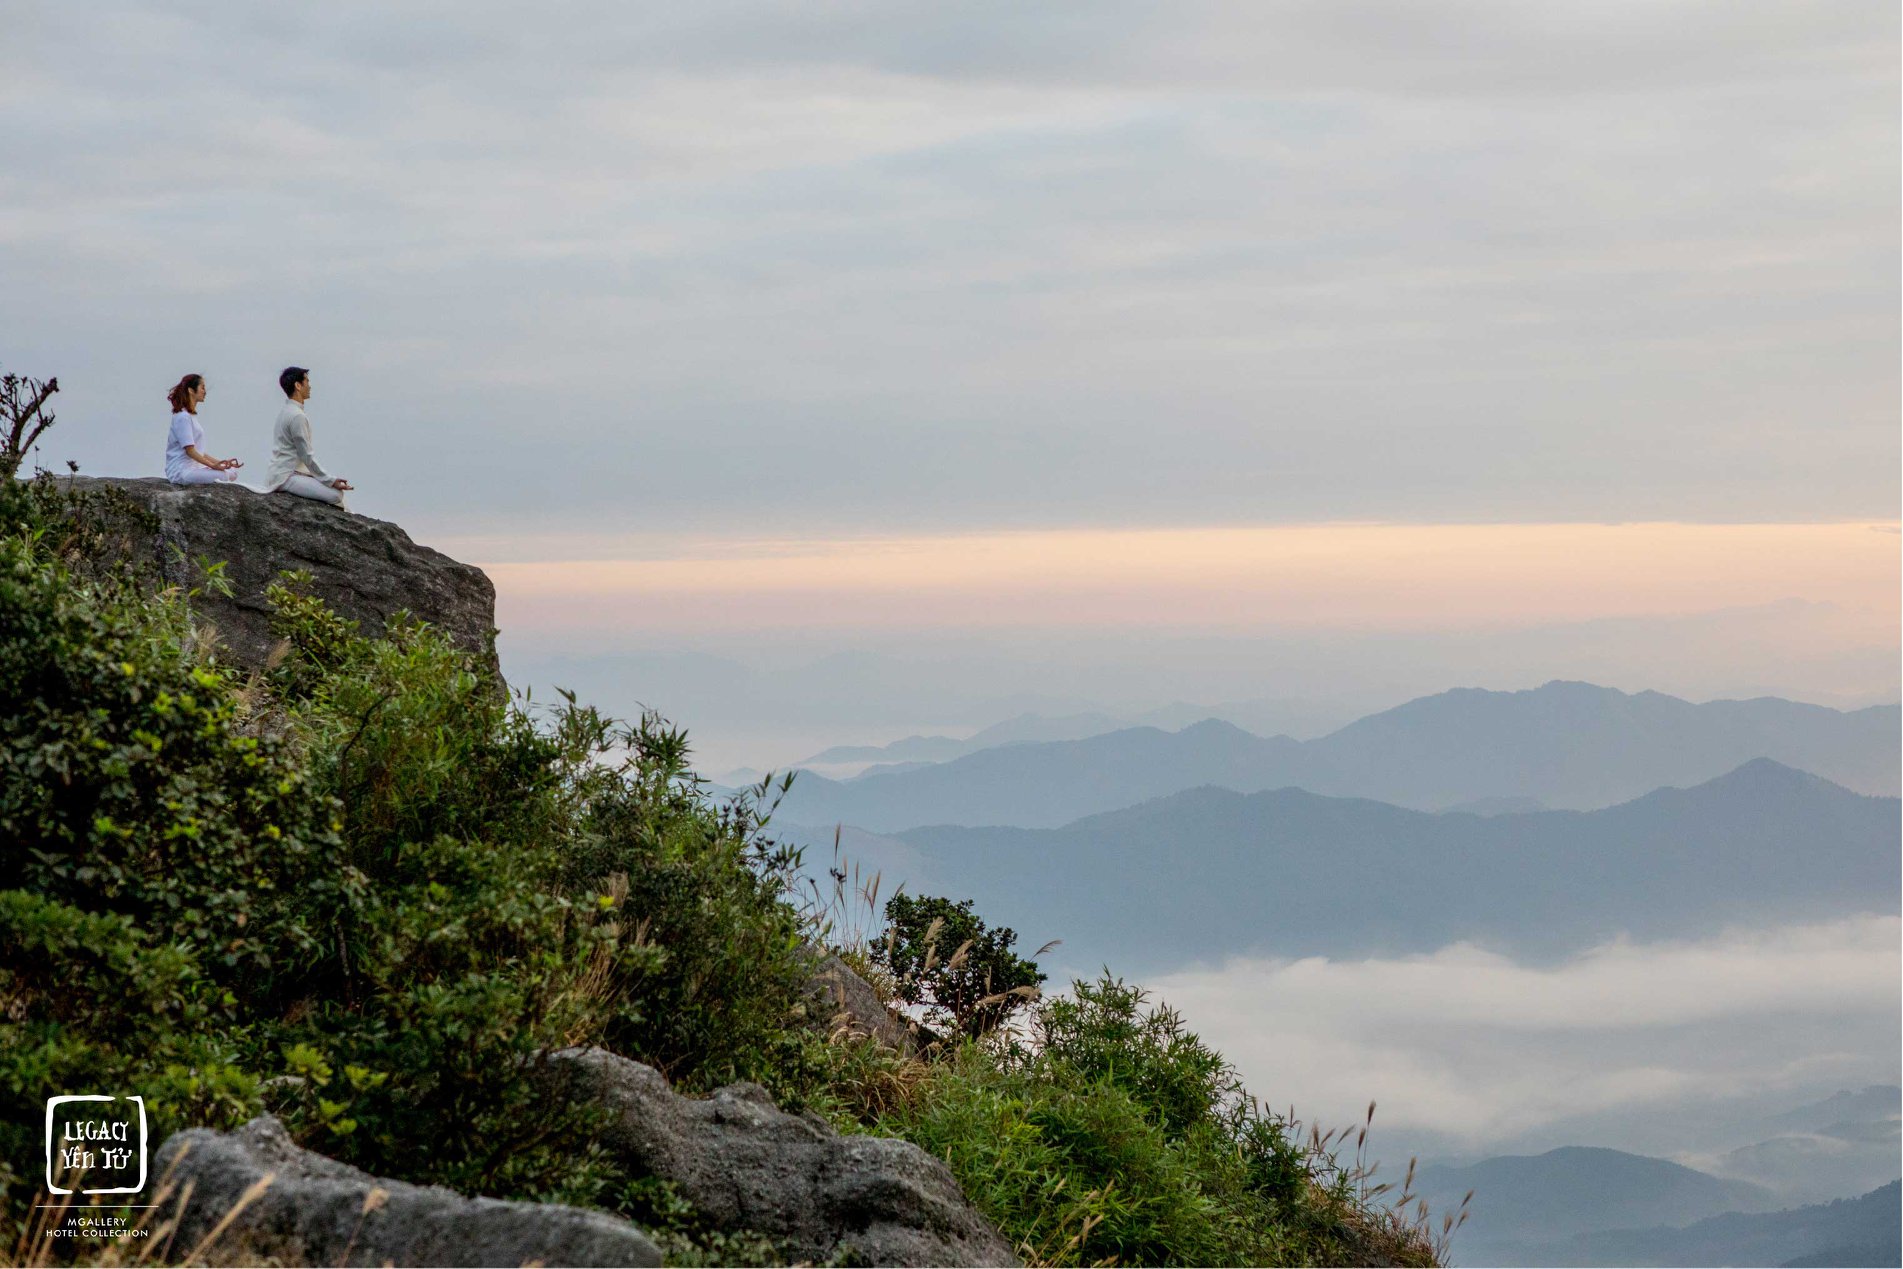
[154,1116,661,1267]
[58,476,495,673]
[546,1047,1016,1267]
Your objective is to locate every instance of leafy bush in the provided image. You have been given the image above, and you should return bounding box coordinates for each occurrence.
[869,974,1434,1267]
[558,723,818,1094]
[1033,975,1231,1139]
[871,893,1046,1040]
[0,891,258,1209]
[0,508,342,995]
[257,574,813,1192]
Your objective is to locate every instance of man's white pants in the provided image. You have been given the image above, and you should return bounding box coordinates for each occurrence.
[276,474,348,508]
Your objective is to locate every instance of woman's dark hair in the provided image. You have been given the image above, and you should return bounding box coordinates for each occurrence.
[167,374,204,414]
[279,366,308,397]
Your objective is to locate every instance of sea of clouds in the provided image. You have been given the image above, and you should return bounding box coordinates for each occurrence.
[1146,913,1900,1163]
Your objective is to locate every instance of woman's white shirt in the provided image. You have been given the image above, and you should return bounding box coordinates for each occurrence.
[165,410,205,482]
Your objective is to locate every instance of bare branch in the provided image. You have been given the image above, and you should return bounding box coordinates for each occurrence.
[0,368,61,474]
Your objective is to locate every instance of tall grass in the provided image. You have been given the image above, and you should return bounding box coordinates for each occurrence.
[8,1149,275,1269]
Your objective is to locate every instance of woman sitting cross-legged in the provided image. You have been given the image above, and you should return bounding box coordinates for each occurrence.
[164,374,243,485]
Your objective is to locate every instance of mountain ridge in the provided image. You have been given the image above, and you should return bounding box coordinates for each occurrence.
[767,681,1899,831]
[797,759,1900,968]
[1417,1143,1779,1240]
[1466,1179,1902,1267]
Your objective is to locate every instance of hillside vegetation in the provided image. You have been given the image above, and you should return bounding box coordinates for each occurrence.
[0,475,1439,1267]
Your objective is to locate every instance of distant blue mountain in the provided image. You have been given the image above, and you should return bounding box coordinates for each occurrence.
[1457,1180,1901,1268]
[1694,1086,1903,1205]
[1419,1145,1777,1244]
[800,759,1898,966]
[1764,1086,1901,1136]
[769,681,1899,831]
[795,697,1357,772]
[797,711,1129,767]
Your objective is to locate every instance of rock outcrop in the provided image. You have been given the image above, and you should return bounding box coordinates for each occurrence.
[61,476,495,672]
[806,950,935,1055]
[546,1047,1017,1267]
[154,1116,662,1267]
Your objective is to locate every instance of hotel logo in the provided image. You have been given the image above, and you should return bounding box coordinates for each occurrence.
[45,1095,147,1196]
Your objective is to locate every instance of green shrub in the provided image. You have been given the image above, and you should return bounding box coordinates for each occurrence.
[1033,975,1229,1139]
[265,575,568,864]
[871,893,1046,1040]
[0,527,344,999]
[567,731,817,1094]
[257,569,826,1190]
[871,974,1432,1267]
[0,891,260,1211]
[0,484,321,1214]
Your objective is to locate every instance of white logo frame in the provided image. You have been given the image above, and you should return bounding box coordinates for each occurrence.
[44,1095,148,1196]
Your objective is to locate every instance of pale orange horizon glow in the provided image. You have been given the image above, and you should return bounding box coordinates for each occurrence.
[474,521,1901,637]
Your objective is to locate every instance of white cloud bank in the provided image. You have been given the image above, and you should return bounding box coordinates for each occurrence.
[1146,914,1900,1150]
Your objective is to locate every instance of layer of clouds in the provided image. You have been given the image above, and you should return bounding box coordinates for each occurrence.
[1143,914,1900,1157]
[3,2,1895,538]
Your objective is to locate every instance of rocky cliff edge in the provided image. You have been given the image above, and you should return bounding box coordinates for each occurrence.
[61,476,496,673]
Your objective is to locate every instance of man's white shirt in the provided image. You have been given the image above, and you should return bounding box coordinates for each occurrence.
[267,400,334,490]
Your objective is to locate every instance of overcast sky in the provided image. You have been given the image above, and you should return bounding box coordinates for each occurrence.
[5,1,1897,772]
[5,1,1896,540]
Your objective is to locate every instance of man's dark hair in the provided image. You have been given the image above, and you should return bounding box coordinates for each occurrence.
[278,366,308,397]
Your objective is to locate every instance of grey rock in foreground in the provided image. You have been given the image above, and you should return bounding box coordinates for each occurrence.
[60,476,496,672]
[547,1047,1017,1267]
[154,1116,661,1267]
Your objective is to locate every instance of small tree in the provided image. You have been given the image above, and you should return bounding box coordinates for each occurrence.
[871,894,1046,1040]
[1,366,60,476]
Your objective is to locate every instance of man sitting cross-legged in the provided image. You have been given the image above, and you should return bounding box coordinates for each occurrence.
[266,366,353,508]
